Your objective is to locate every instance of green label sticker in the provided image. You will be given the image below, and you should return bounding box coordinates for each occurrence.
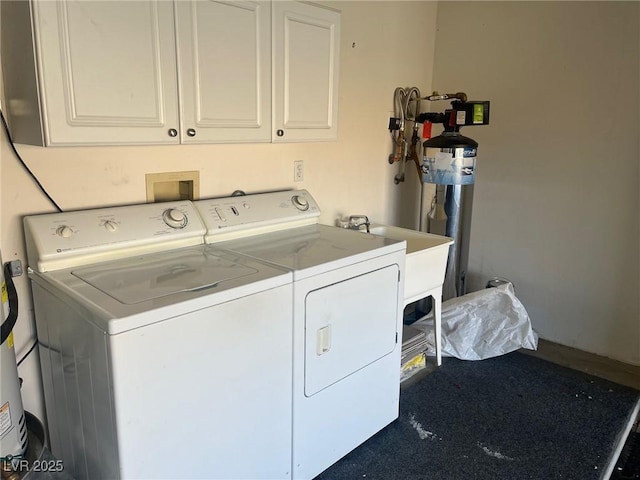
[473,104,484,124]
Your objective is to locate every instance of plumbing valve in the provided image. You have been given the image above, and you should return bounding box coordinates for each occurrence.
[347,215,370,233]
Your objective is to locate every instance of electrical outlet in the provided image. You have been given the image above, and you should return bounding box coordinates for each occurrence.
[294,160,304,182]
[8,260,23,277]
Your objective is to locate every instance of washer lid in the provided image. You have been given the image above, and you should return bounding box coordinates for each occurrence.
[72,247,258,304]
[217,224,405,279]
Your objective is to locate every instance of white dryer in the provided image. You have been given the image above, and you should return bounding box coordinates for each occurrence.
[24,201,294,480]
[194,190,406,479]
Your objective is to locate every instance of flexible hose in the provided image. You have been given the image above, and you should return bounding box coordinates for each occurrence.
[391,87,421,180]
[1,263,18,346]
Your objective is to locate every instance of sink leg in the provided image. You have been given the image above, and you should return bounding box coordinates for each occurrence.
[432,288,442,366]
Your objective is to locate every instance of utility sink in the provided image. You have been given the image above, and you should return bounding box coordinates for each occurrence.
[369,224,453,305]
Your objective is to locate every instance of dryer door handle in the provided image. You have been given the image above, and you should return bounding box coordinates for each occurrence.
[316,325,332,355]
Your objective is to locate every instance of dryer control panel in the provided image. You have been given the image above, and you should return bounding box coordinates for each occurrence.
[195,189,321,242]
[24,201,205,272]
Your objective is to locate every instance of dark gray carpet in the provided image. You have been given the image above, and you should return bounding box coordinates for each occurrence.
[315,351,640,480]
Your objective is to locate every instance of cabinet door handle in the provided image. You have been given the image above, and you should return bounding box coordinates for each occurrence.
[168,128,178,137]
[276,129,284,137]
[187,128,196,137]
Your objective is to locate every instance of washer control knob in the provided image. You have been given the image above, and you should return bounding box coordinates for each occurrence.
[162,209,187,229]
[292,195,309,211]
[103,220,118,232]
[56,226,73,238]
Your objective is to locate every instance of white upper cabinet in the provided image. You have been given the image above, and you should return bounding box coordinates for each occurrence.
[175,1,271,143]
[1,0,181,146]
[272,2,340,142]
[0,0,339,146]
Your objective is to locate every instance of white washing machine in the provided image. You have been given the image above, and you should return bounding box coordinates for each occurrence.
[194,190,406,479]
[24,201,294,480]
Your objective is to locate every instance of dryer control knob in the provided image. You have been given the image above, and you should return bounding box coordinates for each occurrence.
[56,226,73,238]
[162,209,187,229]
[292,195,309,211]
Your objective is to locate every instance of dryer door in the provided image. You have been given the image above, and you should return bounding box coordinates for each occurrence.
[304,265,399,396]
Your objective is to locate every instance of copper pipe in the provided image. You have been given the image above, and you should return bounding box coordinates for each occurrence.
[389,130,405,164]
[1,460,21,480]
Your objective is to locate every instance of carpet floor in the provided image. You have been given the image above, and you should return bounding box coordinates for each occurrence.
[315,352,640,480]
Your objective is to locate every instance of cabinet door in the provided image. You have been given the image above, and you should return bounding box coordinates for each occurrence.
[33,0,180,145]
[272,1,340,142]
[175,1,271,144]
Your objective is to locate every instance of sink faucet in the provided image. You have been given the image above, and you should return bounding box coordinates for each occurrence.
[348,215,370,233]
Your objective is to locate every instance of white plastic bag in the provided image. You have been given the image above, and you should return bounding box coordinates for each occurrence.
[415,283,538,360]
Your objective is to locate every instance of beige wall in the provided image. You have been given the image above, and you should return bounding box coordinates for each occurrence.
[0,2,438,421]
[432,1,640,365]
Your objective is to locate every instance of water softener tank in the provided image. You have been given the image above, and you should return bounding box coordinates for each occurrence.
[0,252,28,460]
[422,132,478,300]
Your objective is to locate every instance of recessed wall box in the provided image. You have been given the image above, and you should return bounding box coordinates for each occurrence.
[146,171,200,202]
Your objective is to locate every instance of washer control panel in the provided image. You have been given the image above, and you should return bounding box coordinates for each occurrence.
[24,201,205,272]
[194,189,321,241]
